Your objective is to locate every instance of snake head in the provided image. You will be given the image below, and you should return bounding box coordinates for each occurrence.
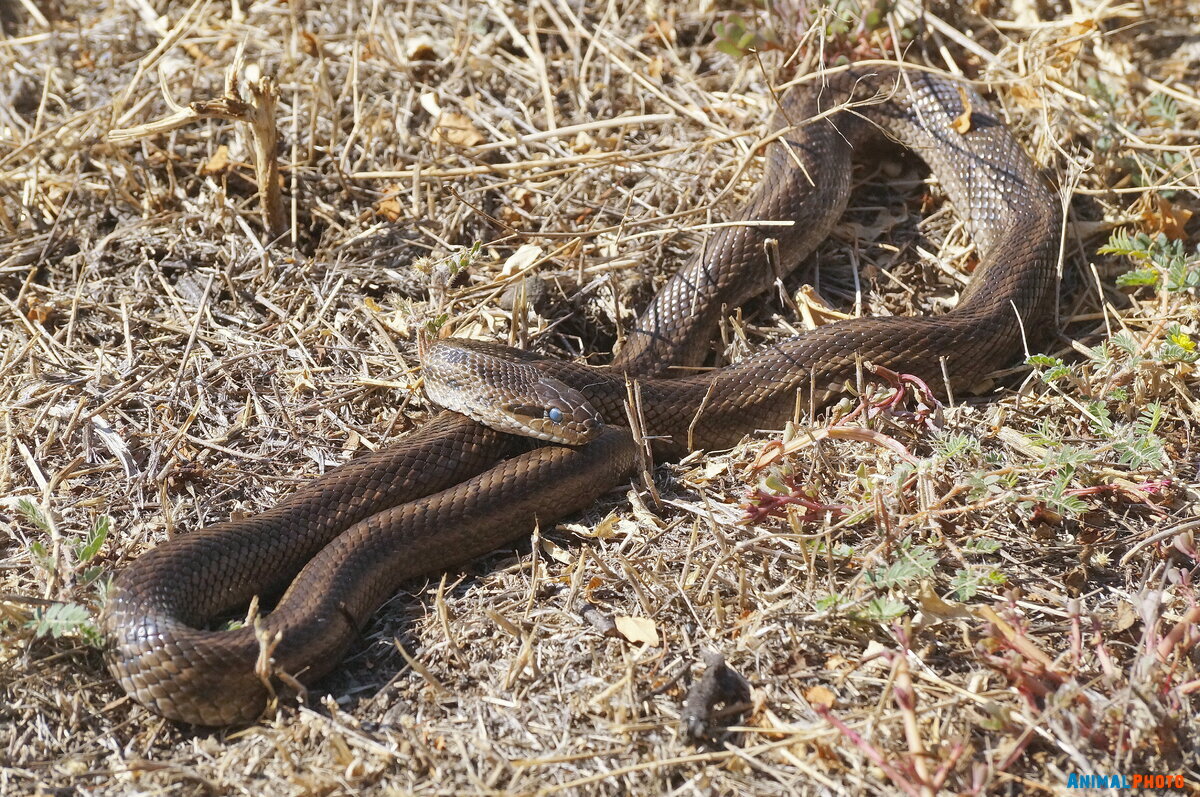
[421,339,603,445]
[499,379,603,445]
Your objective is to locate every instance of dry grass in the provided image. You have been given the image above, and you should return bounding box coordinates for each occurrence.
[1,0,1198,794]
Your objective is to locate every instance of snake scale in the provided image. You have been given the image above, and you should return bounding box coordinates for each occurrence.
[103,66,1061,724]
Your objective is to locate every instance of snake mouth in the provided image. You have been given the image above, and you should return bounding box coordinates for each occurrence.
[501,389,604,445]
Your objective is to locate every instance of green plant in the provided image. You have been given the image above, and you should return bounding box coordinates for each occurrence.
[1159,324,1198,364]
[17,500,56,574]
[18,500,111,585]
[73,515,109,587]
[26,602,104,647]
[1102,229,1198,293]
[858,597,907,622]
[1087,402,1167,470]
[865,540,938,589]
[13,501,111,646]
[962,537,1002,554]
[1040,444,1095,471]
[950,568,1007,600]
[933,431,980,461]
[1033,468,1088,517]
[966,472,1017,502]
[1146,93,1179,126]
[713,13,780,58]
[1026,353,1072,384]
[453,240,482,274]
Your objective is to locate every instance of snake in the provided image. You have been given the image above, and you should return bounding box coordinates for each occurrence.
[102,65,1061,725]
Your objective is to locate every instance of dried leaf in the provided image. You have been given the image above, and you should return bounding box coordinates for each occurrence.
[1009,81,1043,110]
[916,581,977,625]
[1050,19,1094,71]
[805,685,837,708]
[25,297,53,324]
[752,425,917,470]
[977,606,1060,673]
[795,284,855,329]
[614,616,660,647]
[376,190,403,222]
[407,34,439,63]
[501,244,543,276]
[951,86,974,134]
[299,30,322,57]
[1114,601,1139,632]
[558,511,620,540]
[1141,194,1193,240]
[419,92,441,117]
[200,145,230,175]
[434,112,484,147]
[860,640,890,666]
[540,538,573,564]
[571,130,596,154]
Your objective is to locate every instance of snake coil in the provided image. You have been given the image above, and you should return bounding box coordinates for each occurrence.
[104,66,1060,724]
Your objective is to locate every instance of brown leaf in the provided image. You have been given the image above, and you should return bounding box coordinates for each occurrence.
[916,581,977,624]
[1141,194,1193,240]
[614,616,660,647]
[795,284,855,329]
[199,145,230,175]
[1009,81,1043,110]
[951,86,974,134]
[1049,19,1093,71]
[25,297,53,324]
[299,30,322,57]
[376,196,403,222]
[977,606,1061,674]
[751,425,917,470]
[1113,601,1139,632]
[805,685,836,709]
[434,112,484,147]
[375,184,404,222]
[824,653,849,672]
[540,538,573,564]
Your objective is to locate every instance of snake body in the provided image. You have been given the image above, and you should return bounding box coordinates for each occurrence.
[104,67,1061,724]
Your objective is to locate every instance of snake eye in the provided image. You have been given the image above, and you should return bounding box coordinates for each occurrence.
[547,407,564,423]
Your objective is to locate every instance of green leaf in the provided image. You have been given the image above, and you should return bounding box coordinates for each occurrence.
[17,499,50,533]
[1147,93,1179,125]
[715,40,744,58]
[861,597,907,621]
[27,602,102,646]
[76,517,110,563]
[865,543,938,589]
[764,473,789,494]
[1041,445,1094,470]
[963,537,1002,554]
[935,431,980,460]
[815,593,845,612]
[950,569,981,600]
[1115,268,1159,288]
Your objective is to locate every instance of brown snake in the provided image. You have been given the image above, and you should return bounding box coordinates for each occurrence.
[103,66,1061,724]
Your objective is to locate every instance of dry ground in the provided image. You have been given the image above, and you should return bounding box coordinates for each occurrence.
[1,0,1198,794]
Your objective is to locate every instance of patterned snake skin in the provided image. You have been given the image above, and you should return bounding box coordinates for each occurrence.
[104,66,1061,724]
